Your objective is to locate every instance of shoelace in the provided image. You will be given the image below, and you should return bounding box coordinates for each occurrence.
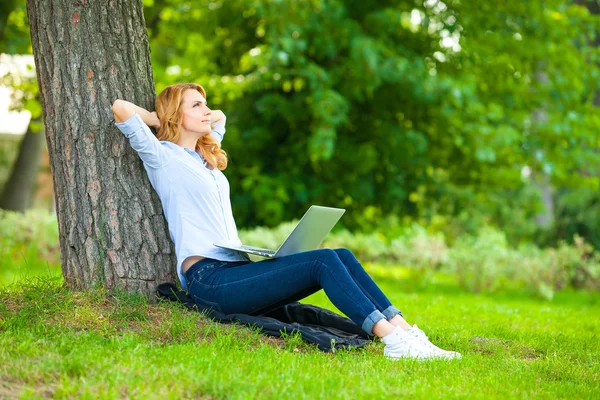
[410,325,447,354]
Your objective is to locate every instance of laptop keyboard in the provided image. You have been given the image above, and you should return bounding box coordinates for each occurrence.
[239,245,276,256]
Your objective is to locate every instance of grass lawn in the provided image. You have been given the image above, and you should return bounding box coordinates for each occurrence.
[0,264,598,399]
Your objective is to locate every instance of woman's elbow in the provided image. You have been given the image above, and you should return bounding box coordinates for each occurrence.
[112,99,132,122]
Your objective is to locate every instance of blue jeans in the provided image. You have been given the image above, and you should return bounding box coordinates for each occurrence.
[184,248,402,334]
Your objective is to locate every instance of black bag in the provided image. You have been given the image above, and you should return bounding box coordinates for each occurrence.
[156,282,373,352]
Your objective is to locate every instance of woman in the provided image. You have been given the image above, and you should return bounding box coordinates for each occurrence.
[112,83,461,360]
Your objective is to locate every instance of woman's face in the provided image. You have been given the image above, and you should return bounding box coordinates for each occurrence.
[180,89,212,136]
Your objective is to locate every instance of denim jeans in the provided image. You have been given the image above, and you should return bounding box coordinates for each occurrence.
[184,248,401,334]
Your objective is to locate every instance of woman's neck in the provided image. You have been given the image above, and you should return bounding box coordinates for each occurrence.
[176,133,198,151]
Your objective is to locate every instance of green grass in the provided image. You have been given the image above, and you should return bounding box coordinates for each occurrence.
[0,265,599,399]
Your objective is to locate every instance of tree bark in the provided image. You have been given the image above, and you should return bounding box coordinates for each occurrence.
[26,0,176,295]
[0,121,45,211]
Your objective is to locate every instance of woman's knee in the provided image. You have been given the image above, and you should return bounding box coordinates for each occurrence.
[333,248,354,260]
[333,248,365,274]
[312,248,344,272]
[314,248,338,260]
[333,248,360,267]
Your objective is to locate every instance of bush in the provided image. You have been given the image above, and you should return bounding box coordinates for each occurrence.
[324,230,388,262]
[444,227,519,294]
[0,208,61,284]
[240,217,599,299]
[441,228,600,299]
[388,224,448,270]
[238,220,297,252]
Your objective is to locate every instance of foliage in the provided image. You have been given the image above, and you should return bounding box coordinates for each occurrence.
[0,209,61,285]
[324,229,389,262]
[0,5,40,195]
[2,0,600,253]
[389,224,449,269]
[0,57,42,202]
[445,228,600,299]
[550,188,600,249]
[144,0,600,250]
[0,0,30,54]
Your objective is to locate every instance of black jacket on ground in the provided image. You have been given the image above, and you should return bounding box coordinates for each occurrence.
[155,282,373,352]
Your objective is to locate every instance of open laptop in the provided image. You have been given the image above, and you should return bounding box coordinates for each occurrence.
[213,205,345,258]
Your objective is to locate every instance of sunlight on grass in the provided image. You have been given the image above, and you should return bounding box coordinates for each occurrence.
[1,267,599,399]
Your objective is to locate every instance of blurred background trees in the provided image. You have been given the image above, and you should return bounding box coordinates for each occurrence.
[1,0,600,251]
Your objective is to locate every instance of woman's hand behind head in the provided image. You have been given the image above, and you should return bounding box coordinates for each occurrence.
[211,110,226,126]
[150,112,161,129]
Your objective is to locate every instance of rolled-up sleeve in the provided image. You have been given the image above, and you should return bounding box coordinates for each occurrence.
[115,113,171,169]
[211,121,226,144]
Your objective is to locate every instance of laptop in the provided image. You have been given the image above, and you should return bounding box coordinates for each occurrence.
[213,205,345,258]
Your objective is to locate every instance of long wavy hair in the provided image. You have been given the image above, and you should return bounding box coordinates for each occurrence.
[155,83,228,170]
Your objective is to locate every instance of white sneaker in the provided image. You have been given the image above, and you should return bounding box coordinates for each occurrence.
[382,326,436,360]
[406,324,462,359]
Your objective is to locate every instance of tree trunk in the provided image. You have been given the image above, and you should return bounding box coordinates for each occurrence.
[26,0,176,295]
[0,121,45,211]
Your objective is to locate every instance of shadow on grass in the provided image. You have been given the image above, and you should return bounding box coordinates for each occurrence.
[0,274,296,353]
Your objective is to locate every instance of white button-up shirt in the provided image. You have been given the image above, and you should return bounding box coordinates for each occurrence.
[115,113,249,290]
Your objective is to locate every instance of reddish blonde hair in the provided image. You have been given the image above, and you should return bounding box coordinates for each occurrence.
[155,83,228,170]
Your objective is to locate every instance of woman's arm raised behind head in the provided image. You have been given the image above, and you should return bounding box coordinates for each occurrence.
[210,110,226,127]
[112,99,170,169]
[112,99,160,128]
